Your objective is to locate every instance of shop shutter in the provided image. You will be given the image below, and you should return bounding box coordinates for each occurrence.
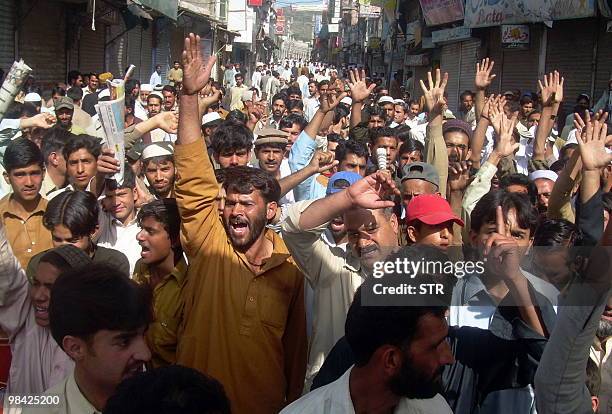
[458,39,481,104]
[546,19,597,115]
[79,25,107,75]
[592,20,611,109]
[440,43,460,113]
[140,24,154,82]
[0,0,14,72]
[18,0,66,87]
[152,18,173,82]
[107,20,128,78]
[496,24,541,97]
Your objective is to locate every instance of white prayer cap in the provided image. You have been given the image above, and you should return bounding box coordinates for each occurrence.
[340,96,352,106]
[241,90,254,102]
[142,142,174,161]
[24,92,42,102]
[154,84,163,91]
[377,96,394,105]
[564,130,578,147]
[394,99,406,104]
[140,84,153,92]
[529,170,558,183]
[149,91,163,99]
[202,111,222,126]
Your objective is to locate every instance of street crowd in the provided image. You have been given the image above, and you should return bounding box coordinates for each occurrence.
[0,32,611,413]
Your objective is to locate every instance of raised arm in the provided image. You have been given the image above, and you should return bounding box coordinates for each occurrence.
[348,69,376,128]
[279,151,336,197]
[474,58,496,121]
[298,170,398,230]
[174,33,221,254]
[535,71,564,162]
[421,69,449,197]
[577,112,610,205]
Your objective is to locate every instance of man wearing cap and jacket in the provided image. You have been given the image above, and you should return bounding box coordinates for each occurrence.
[405,193,463,251]
[54,97,86,135]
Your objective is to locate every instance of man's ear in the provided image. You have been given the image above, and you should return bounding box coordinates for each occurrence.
[390,213,399,235]
[407,224,418,243]
[3,171,9,185]
[62,335,87,361]
[132,187,139,203]
[266,201,278,222]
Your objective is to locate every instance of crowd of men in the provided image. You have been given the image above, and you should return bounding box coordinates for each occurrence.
[0,33,611,413]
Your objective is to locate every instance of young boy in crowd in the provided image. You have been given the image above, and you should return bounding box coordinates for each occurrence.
[133,199,187,368]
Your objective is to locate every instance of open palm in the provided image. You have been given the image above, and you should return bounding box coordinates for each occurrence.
[419,69,448,115]
[577,113,611,171]
[348,69,375,103]
[181,33,217,95]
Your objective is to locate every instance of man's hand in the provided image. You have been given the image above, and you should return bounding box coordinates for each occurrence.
[97,147,120,175]
[348,69,376,103]
[153,111,178,134]
[489,97,506,136]
[448,160,473,192]
[319,90,347,114]
[494,112,519,158]
[20,113,56,129]
[419,69,448,117]
[181,33,217,95]
[483,206,524,282]
[539,71,564,108]
[199,89,221,109]
[475,58,496,91]
[345,170,399,210]
[308,150,338,174]
[576,111,611,171]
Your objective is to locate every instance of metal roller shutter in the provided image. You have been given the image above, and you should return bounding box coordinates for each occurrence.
[440,44,460,113]
[458,39,480,101]
[593,20,611,106]
[79,25,106,75]
[153,18,172,82]
[18,0,66,86]
[0,0,14,72]
[546,19,596,115]
[496,24,541,96]
[140,24,154,82]
[106,20,128,78]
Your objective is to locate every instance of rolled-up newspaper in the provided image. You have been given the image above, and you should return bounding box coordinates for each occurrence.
[95,78,126,185]
[0,60,33,122]
[376,147,387,171]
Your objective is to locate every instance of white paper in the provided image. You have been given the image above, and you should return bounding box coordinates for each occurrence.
[95,78,126,185]
[0,60,33,122]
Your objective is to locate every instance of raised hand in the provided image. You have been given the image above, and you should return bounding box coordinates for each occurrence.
[576,111,611,171]
[538,71,564,107]
[475,58,496,91]
[489,98,505,135]
[153,111,179,134]
[319,91,348,113]
[97,147,120,175]
[21,113,56,129]
[348,69,375,103]
[495,112,519,157]
[308,150,338,173]
[448,160,473,192]
[483,206,524,282]
[346,170,400,210]
[419,69,448,116]
[181,33,217,95]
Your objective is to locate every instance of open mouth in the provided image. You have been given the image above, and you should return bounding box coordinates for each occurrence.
[34,305,48,319]
[140,245,151,258]
[230,219,249,237]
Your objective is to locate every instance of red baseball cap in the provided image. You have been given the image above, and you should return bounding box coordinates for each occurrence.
[406,194,464,227]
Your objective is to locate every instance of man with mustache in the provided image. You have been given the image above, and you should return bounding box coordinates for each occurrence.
[282,170,400,389]
[23,263,152,413]
[173,34,307,414]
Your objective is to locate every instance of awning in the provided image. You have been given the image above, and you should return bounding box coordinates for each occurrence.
[217,26,241,37]
[131,0,178,20]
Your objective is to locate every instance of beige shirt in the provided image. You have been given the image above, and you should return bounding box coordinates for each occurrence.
[281,200,364,390]
[22,371,101,414]
[0,195,53,269]
[229,85,248,111]
[71,106,93,131]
